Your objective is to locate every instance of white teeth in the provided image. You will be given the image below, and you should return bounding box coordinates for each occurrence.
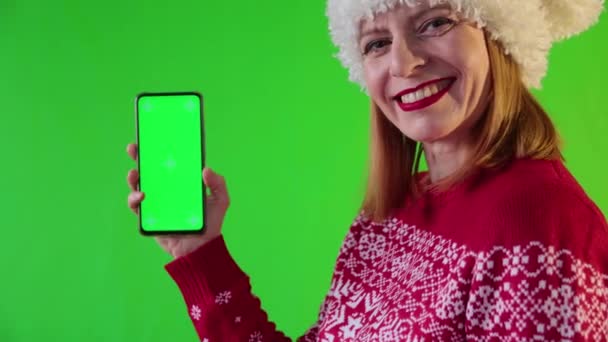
[398,80,451,104]
[424,87,431,98]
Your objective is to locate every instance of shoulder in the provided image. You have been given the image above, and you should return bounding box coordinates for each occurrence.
[475,157,608,265]
[488,159,605,221]
[480,157,604,224]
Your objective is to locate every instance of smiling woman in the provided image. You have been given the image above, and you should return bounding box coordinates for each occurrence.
[360,17,565,223]
[144,0,608,341]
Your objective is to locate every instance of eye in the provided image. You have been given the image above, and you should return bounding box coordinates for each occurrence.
[418,17,456,36]
[363,39,391,55]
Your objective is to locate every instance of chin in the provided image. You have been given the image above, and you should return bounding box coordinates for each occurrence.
[401,125,452,143]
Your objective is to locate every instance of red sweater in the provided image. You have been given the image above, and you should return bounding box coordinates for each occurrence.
[165,158,608,341]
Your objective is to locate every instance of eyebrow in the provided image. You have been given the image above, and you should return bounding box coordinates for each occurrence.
[359,3,453,39]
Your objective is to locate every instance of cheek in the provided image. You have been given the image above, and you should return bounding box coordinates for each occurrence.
[363,60,389,100]
[458,36,490,87]
[438,28,490,95]
[364,63,380,89]
[462,53,490,104]
[448,53,490,109]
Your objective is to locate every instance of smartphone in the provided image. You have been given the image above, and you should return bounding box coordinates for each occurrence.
[135,91,205,235]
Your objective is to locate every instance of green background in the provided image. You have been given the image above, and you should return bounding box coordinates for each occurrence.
[1,1,606,341]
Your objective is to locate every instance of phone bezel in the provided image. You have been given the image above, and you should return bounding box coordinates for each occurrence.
[134,91,206,236]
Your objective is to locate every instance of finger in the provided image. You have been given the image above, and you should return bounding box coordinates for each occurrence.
[128,191,144,214]
[203,168,230,207]
[126,143,138,161]
[127,169,139,191]
[203,168,219,194]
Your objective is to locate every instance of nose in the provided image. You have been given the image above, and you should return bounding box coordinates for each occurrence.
[389,37,427,78]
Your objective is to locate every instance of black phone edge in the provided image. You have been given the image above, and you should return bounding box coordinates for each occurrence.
[134,91,207,236]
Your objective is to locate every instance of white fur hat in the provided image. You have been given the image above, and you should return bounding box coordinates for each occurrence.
[326,0,604,92]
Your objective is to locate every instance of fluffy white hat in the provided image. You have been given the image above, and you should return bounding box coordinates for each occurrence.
[326,0,604,92]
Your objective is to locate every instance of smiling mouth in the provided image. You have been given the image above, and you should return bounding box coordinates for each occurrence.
[393,77,456,112]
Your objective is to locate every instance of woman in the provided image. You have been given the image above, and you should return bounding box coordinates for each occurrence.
[126,0,608,340]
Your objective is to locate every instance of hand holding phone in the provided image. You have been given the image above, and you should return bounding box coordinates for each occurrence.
[127,143,230,258]
[127,91,231,258]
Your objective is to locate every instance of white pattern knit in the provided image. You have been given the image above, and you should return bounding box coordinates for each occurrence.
[166,158,608,341]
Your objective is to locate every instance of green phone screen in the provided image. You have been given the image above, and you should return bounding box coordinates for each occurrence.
[136,92,205,234]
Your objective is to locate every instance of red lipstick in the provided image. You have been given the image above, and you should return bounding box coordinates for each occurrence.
[394,77,456,112]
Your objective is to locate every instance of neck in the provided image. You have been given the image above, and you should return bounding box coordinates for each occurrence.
[422,138,474,183]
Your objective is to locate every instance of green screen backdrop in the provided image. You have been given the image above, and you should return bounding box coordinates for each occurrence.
[1,1,606,341]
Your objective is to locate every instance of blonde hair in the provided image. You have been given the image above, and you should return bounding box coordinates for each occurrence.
[360,31,565,223]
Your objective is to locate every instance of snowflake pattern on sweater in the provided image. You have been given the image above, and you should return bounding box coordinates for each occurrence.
[175,212,608,342]
[165,159,608,342]
[306,214,608,341]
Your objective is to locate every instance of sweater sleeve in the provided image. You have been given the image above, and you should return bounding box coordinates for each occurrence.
[165,235,294,342]
[465,180,608,341]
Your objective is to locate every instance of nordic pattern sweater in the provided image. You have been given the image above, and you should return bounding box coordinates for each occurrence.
[165,158,608,341]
